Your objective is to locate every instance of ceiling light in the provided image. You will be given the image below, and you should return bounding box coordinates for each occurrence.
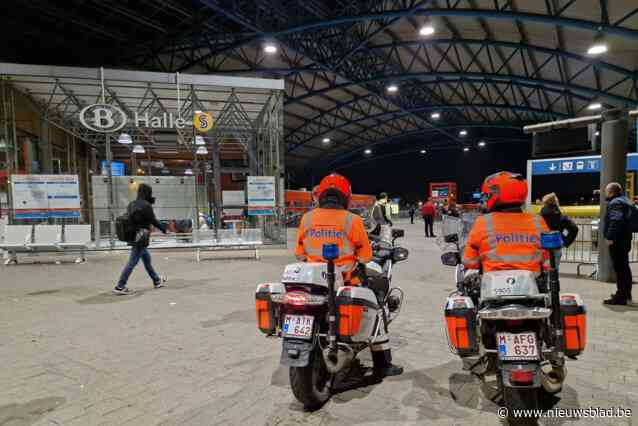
[364,149,372,155]
[184,169,193,175]
[263,43,278,54]
[386,84,398,93]
[595,130,600,136]
[419,24,435,36]
[431,112,440,119]
[196,146,208,155]
[132,144,145,154]
[478,141,486,147]
[459,130,468,136]
[117,133,132,144]
[463,147,470,152]
[587,33,607,56]
[587,102,602,110]
[194,135,205,145]
[420,149,427,154]
[322,137,331,144]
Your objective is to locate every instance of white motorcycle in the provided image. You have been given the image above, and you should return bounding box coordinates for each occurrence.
[255,229,408,408]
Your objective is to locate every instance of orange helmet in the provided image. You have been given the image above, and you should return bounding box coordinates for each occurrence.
[317,173,352,206]
[481,171,528,212]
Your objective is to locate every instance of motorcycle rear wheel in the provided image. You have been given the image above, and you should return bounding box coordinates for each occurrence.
[289,348,333,409]
[502,385,540,424]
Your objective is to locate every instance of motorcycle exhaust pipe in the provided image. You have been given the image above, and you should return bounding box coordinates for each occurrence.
[322,346,354,374]
[540,361,566,394]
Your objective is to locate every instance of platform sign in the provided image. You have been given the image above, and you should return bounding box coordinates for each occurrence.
[531,153,638,176]
[11,174,80,219]
[247,176,276,216]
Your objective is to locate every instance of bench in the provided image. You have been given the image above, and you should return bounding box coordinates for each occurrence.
[1,224,92,265]
[1,225,33,265]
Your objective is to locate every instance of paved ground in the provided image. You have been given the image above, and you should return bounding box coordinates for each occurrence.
[1,220,637,426]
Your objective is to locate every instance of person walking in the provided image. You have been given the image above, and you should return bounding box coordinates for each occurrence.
[370,192,393,236]
[113,183,167,295]
[540,193,578,268]
[409,204,416,224]
[603,182,633,305]
[421,197,436,238]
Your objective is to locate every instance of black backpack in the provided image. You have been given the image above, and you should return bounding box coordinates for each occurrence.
[115,212,135,242]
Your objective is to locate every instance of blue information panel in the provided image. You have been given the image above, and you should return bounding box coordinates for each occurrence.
[531,153,638,176]
[101,161,126,176]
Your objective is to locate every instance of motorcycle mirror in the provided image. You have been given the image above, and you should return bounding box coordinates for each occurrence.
[392,247,409,263]
[391,229,405,239]
[444,234,459,244]
[441,251,460,267]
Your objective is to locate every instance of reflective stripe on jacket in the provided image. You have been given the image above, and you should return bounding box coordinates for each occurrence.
[295,208,372,269]
[462,212,550,273]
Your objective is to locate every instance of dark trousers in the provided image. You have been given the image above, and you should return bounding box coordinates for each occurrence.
[117,245,160,288]
[410,213,414,224]
[610,241,633,300]
[423,215,434,237]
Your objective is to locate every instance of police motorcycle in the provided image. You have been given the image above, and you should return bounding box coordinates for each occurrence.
[439,217,586,417]
[255,229,408,408]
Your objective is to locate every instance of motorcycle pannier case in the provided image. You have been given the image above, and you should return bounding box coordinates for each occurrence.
[560,293,587,356]
[255,283,285,335]
[336,286,379,343]
[444,296,479,357]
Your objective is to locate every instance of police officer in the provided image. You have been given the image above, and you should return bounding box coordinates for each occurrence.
[463,172,550,274]
[295,173,403,378]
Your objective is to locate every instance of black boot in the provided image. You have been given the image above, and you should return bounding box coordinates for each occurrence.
[372,349,404,378]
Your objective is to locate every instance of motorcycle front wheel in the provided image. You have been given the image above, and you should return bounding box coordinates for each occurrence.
[289,348,333,409]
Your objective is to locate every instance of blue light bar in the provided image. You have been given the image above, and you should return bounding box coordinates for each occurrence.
[541,232,563,250]
[322,244,339,260]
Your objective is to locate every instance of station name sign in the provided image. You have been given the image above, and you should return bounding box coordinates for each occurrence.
[79,103,214,133]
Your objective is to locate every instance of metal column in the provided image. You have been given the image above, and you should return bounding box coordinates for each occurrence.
[105,133,115,248]
[211,139,222,237]
[598,109,629,282]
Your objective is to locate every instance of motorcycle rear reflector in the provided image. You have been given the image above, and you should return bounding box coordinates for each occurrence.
[540,232,563,250]
[444,297,478,356]
[560,293,587,356]
[510,370,535,384]
[322,243,339,260]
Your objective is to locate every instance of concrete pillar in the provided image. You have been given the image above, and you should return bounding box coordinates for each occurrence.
[211,139,222,235]
[39,119,53,173]
[598,109,629,282]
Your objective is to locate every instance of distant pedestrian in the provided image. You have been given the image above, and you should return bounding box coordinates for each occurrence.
[370,192,393,236]
[421,197,436,238]
[602,182,633,305]
[113,184,167,295]
[540,193,578,267]
[409,204,416,224]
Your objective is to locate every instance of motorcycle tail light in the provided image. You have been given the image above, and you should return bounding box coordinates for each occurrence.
[510,370,535,384]
[338,304,364,337]
[284,291,326,306]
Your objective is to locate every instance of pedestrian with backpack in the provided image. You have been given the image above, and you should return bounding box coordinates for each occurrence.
[603,182,635,305]
[113,183,167,295]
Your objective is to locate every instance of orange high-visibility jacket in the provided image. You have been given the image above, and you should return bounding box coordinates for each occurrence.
[463,212,550,273]
[295,208,372,270]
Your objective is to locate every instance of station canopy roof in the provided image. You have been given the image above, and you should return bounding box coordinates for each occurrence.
[1,0,638,172]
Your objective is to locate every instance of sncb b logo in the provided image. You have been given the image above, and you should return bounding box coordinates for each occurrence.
[79,104,127,133]
[194,112,214,132]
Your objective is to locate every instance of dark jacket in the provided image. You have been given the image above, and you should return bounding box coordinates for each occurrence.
[604,195,632,243]
[127,184,165,247]
[540,204,579,248]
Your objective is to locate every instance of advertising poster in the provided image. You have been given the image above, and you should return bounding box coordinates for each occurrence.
[247,176,275,216]
[11,174,80,219]
[222,190,245,216]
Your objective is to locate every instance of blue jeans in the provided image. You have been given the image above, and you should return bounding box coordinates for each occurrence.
[117,246,160,288]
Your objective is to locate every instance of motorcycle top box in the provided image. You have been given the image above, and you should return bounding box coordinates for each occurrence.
[281,262,345,288]
[480,270,541,300]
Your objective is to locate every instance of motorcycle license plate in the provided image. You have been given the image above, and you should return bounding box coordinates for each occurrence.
[283,315,314,339]
[496,332,539,360]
